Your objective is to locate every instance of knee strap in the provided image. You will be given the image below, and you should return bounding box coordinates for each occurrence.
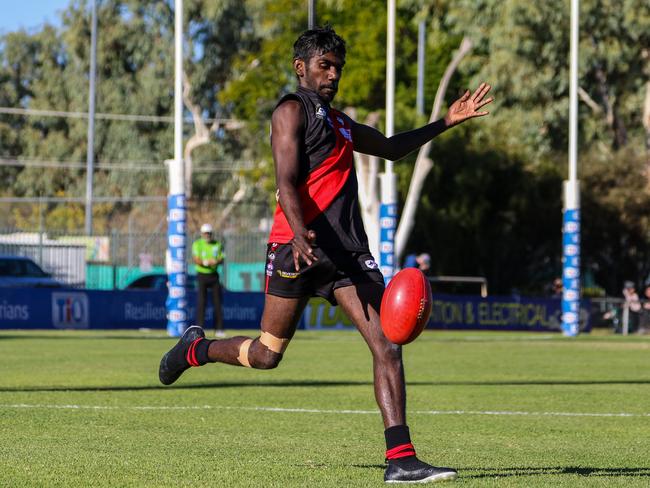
[237,339,253,367]
[236,333,290,367]
[259,331,290,354]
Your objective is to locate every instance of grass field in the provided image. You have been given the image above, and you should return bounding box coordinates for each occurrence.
[1,328,649,487]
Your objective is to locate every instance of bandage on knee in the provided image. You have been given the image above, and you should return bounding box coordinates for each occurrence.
[259,331,290,354]
[237,338,253,367]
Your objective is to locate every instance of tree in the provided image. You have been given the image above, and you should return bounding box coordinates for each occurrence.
[0,0,261,232]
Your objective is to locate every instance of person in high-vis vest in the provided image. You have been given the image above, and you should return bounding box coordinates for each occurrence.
[192,223,225,337]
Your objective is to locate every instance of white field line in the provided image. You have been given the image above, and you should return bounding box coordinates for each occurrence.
[0,403,648,418]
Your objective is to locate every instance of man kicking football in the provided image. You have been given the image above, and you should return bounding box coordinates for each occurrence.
[159,25,492,483]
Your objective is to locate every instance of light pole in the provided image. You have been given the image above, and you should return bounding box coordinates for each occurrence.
[308,0,316,29]
[561,0,581,337]
[84,0,98,235]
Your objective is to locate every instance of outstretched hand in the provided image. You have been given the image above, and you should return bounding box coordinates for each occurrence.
[444,83,493,127]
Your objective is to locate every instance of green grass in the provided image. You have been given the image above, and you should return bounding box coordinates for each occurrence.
[1,329,649,487]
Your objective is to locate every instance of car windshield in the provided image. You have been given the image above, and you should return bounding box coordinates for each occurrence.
[0,258,48,277]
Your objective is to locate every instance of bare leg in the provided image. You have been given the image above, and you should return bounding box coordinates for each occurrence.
[206,294,309,368]
[334,282,406,428]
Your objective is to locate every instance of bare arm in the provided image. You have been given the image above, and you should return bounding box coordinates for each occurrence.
[271,100,318,270]
[352,83,493,161]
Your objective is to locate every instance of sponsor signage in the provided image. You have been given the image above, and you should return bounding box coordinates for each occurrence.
[1,289,590,334]
[166,193,187,336]
[0,288,264,330]
[379,203,397,284]
[52,292,89,329]
[428,294,590,332]
[302,294,591,332]
[561,208,581,336]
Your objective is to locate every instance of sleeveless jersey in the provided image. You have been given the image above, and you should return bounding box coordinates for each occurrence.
[268,86,369,251]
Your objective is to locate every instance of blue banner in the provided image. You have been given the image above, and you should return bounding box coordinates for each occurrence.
[379,203,397,284]
[1,289,590,333]
[561,208,581,336]
[429,294,590,332]
[0,288,263,330]
[302,294,590,332]
[166,194,187,336]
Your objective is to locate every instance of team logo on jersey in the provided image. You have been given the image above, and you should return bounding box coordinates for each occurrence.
[268,252,276,261]
[338,127,352,142]
[364,259,379,270]
[315,105,327,119]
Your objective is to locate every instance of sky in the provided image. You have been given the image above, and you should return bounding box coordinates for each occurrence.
[0,0,72,34]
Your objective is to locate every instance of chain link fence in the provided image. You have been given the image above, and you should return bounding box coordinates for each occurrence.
[0,226,269,290]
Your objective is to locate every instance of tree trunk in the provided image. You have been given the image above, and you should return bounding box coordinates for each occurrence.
[182,71,220,197]
[643,80,650,154]
[394,36,473,264]
[346,108,381,259]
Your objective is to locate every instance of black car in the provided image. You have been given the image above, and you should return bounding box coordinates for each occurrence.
[0,255,63,287]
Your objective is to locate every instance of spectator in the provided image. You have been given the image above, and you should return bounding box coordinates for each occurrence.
[415,253,431,274]
[547,277,563,298]
[403,253,431,275]
[622,281,641,333]
[192,223,225,338]
[639,283,650,335]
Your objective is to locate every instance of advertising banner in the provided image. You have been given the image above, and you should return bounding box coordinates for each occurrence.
[166,193,187,336]
[302,294,591,332]
[0,288,264,330]
[1,289,589,333]
[561,208,581,336]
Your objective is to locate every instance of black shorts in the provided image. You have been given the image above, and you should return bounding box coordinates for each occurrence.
[264,243,384,305]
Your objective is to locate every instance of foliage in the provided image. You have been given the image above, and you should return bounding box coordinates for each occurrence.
[0,0,648,293]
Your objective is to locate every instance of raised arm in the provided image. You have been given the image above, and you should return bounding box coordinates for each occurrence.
[352,83,493,161]
[271,100,318,270]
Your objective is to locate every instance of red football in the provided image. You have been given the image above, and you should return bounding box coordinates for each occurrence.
[380,268,432,345]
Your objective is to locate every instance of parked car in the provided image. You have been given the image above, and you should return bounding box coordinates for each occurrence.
[124,273,197,291]
[0,255,63,287]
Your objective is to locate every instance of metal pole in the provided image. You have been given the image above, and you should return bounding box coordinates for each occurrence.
[175,1,184,180]
[569,0,579,184]
[385,0,395,149]
[561,0,581,337]
[416,20,425,116]
[166,0,188,337]
[84,0,98,235]
[308,0,316,29]
[379,0,397,283]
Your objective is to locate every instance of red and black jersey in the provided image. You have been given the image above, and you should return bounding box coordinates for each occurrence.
[268,86,369,251]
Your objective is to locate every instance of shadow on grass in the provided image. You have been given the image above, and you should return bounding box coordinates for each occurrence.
[1,378,649,393]
[460,466,650,479]
[0,380,371,392]
[0,334,171,341]
[351,465,650,478]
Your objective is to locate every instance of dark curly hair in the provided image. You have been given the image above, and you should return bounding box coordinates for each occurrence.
[293,25,346,63]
